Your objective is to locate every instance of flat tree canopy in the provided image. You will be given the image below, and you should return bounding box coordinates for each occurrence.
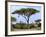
[12,8,39,15]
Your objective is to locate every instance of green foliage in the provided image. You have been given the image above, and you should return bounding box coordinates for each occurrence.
[38,23,41,27]
[11,16,16,21]
[11,23,41,29]
[35,19,41,22]
[12,8,40,15]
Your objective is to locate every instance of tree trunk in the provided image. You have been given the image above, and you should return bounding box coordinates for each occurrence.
[22,15,30,24]
[27,15,29,24]
[27,18,29,24]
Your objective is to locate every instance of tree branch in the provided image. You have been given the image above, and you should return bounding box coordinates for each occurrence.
[22,15,27,21]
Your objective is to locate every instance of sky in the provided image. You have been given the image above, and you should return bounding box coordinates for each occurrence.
[10,5,41,24]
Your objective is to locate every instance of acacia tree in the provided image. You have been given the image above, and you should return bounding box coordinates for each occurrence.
[12,8,40,24]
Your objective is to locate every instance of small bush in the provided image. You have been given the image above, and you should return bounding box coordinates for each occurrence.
[38,23,41,27]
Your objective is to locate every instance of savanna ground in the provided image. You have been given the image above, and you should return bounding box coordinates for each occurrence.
[11,23,41,31]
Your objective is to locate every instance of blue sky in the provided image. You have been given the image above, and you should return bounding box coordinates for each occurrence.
[10,5,41,24]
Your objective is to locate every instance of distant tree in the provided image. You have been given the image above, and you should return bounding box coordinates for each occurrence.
[11,16,16,28]
[35,19,41,27]
[35,19,41,23]
[11,16,16,22]
[12,8,40,24]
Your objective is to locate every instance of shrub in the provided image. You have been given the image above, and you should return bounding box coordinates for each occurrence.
[38,23,41,27]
